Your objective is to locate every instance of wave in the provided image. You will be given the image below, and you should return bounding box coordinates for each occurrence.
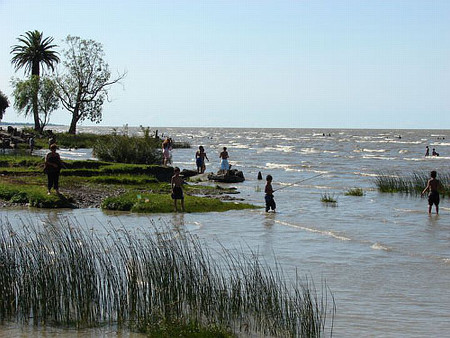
[431,142,450,146]
[299,148,320,154]
[354,172,379,177]
[371,243,392,251]
[265,162,293,170]
[274,220,351,241]
[362,155,396,160]
[362,148,387,153]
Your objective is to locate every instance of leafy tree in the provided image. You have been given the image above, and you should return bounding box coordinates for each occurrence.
[54,36,126,134]
[0,90,9,121]
[10,30,59,131]
[12,76,59,132]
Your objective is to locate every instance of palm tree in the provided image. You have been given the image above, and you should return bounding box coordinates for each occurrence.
[11,30,59,131]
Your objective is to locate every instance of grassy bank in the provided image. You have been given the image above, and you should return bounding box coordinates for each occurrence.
[375,171,450,196]
[0,219,334,336]
[0,154,256,212]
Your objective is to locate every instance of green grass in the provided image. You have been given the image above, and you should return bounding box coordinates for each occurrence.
[0,219,334,336]
[87,175,159,185]
[0,154,252,212]
[102,192,257,213]
[0,183,73,208]
[321,193,337,204]
[344,188,364,196]
[375,171,450,196]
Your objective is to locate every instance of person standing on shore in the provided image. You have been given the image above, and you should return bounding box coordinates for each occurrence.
[421,170,442,214]
[195,146,209,174]
[44,143,65,195]
[162,137,172,166]
[29,136,35,154]
[171,167,185,212]
[219,147,230,174]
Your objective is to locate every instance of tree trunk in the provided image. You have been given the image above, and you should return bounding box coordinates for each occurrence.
[32,92,40,131]
[68,112,79,134]
[32,65,41,132]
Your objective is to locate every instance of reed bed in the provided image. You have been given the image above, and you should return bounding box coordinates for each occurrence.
[0,218,334,337]
[375,171,450,196]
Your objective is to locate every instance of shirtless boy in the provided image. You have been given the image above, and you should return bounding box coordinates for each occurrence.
[421,170,441,214]
[219,147,229,174]
[195,146,209,174]
[171,167,185,212]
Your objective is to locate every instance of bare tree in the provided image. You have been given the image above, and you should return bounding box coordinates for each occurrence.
[54,36,126,134]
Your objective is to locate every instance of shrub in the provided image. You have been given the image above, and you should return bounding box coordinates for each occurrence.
[344,188,364,196]
[93,134,162,164]
[321,193,337,204]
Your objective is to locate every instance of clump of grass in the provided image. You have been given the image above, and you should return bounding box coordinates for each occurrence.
[0,218,335,336]
[321,193,337,204]
[375,171,450,196]
[344,188,364,196]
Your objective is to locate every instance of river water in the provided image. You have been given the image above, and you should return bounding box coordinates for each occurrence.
[2,127,450,337]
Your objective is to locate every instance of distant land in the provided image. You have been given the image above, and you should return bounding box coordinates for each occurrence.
[0,122,64,127]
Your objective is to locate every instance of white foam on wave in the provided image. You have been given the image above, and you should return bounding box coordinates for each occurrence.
[354,172,379,177]
[274,220,351,241]
[261,146,295,153]
[398,149,408,154]
[404,158,427,162]
[371,243,391,251]
[362,155,396,160]
[362,148,387,153]
[266,162,293,170]
[394,208,423,214]
[228,144,251,149]
[300,148,320,154]
[431,142,450,146]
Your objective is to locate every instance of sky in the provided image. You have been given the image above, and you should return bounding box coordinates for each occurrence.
[1,0,450,129]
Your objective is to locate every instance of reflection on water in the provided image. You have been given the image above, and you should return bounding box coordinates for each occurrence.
[0,323,145,338]
[2,127,450,337]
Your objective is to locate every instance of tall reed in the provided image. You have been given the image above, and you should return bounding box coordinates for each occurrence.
[0,218,334,337]
[375,171,450,196]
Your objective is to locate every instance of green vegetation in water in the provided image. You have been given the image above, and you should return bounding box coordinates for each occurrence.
[344,188,364,196]
[321,193,337,204]
[0,219,334,336]
[375,171,450,196]
[102,192,257,213]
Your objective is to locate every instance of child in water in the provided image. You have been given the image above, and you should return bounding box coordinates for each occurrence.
[421,170,441,214]
[265,175,276,212]
[171,167,185,212]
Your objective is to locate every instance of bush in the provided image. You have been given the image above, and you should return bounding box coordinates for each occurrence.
[321,193,337,204]
[344,188,364,196]
[93,133,162,164]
